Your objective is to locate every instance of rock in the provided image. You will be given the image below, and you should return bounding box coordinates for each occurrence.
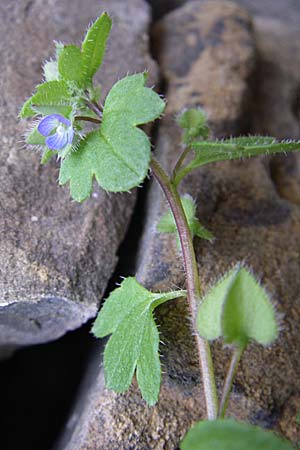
[147,0,185,19]
[55,3,261,449]
[231,0,300,29]
[0,0,156,350]
[249,18,300,204]
[152,0,255,137]
[148,0,300,26]
[149,0,300,206]
[143,0,300,444]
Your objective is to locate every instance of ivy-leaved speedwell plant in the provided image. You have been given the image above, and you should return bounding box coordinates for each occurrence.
[20,12,299,450]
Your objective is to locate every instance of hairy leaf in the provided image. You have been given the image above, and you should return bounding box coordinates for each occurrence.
[157,194,214,242]
[58,44,85,84]
[197,265,278,349]
[26,126,46,145]
[32,104,72,117]
[59,73,165,200]
[41,148,55,164]
[82,13,112,82]
[20,81,71,118]
[43,60,59,82]
[180,419,295,450]
[177,107,210,144]
[92,277,185,405]
[175,137,300,184]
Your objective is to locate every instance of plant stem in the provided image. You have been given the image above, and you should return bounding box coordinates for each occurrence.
[219,346,243,418]
[75,116,101,124]
[150,155,218,420]
[171,146,191,184]
[85,100,103,118]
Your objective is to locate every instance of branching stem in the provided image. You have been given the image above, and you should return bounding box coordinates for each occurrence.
[171,146,191,184]
[219,345,244,418]
[150,155,218,420]
[85,100,103,118]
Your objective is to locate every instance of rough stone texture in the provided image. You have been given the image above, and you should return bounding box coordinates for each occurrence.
[148,0,300,25]
[143,0,300,444]
[55,3,264,449]
[149,0,300,205]
[250,18,300,205]
[0,0,156,350]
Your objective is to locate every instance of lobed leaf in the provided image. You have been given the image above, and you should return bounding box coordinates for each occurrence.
[59,73,165,200]
[197,265,278,349]
[180,419,295,450]
[92,277,150,337]
[157,194,214,242]
[136,316,161,405]
[81,13,112,82]
[32,104,72,117]
[92,277,185,405]
[20,81,71,118]
[175,137,300,184]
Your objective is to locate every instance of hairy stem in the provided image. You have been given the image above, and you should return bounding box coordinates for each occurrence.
[219,346,243,418]
[150,155,218,420]
[171,146,191,184]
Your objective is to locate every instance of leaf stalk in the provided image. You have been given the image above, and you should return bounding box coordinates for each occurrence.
[219,345,244,418]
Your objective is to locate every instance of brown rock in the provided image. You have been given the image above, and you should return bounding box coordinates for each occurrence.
[0,0,156,350]
[142,0,300,444]
[250,18,300,204]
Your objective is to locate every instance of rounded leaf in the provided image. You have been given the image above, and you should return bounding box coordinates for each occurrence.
[180,419,295,450]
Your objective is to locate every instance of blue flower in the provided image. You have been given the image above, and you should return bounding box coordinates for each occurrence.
[38,114,74,150]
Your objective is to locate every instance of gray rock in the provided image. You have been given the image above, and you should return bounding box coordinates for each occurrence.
[0,0,156,349]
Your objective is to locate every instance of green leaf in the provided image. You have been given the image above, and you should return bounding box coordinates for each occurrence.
[20,81,71,118]
[92,277,185,405]
[55,41,64,59]
[197,265,278,348]
[81,12,112,82]
[59,73,165,201]
[180,419,295,450]
[157,194,214,242]
[177,108,210,144]
[26,126,46,145]
[58,44,85,84]
[175,136,300,184]
[136,316,161,405]
[43,60,59,82]
[32,104,72,117]
[41,148,55,164]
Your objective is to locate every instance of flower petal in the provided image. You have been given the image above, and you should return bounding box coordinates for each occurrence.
[57,115,71,127]
[38,114,60,136]
[46,131,68,150]
[66,126,74,145]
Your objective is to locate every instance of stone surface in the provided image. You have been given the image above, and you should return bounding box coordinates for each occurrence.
[55,3,262,449]
[0,0,156,349]
[250,18,300,204]
[144,0,300,444]
[148,0,300,25]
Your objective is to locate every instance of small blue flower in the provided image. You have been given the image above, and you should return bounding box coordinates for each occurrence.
[38,114,74,150]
